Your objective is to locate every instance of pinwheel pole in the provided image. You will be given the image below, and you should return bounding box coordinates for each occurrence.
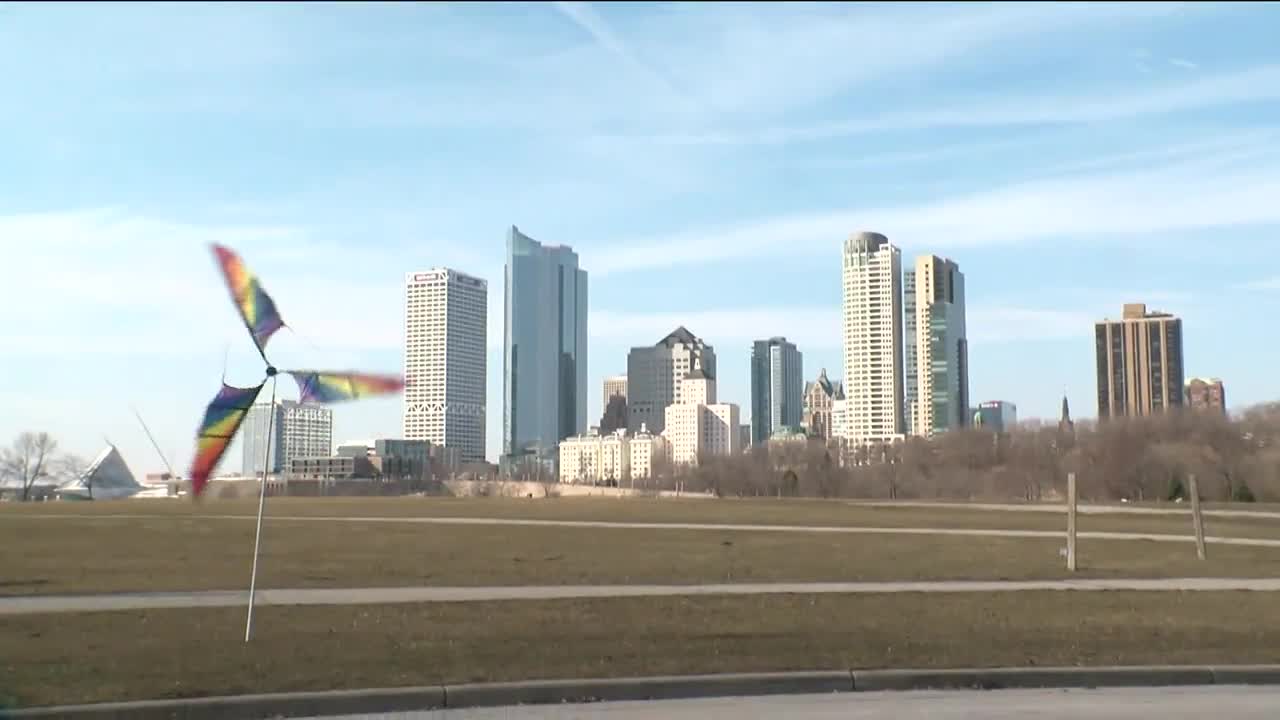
[244,367,279,642]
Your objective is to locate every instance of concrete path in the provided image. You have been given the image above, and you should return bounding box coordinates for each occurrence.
[6,577,1280,615]
[319,686,1280,720]
[849,500,1280,520]
[13,513,1280,548]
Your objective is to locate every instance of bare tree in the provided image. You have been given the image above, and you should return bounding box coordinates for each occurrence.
[1,432,58,501]
[57,453,90,498]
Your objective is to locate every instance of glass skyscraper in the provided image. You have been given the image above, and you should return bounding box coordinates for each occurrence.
[502,226,589,464]
[750,337,803,446]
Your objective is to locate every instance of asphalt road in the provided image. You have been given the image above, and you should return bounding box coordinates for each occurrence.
[316,685,1280,719]
[5,577,1280,614]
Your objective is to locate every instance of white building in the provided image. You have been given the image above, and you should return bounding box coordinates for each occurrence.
[841,231,905,444]
[831,398,850,441]
[661,360,741,467]
[628,423,667,482]
[403,268,488,463]
[557,426,668,485]
[242,400,333,475]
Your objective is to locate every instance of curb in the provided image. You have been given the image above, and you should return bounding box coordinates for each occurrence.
[7,665,1280,719]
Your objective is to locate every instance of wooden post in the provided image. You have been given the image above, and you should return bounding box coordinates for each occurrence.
[1189,473,1207,560]
[1066,472,1078,572]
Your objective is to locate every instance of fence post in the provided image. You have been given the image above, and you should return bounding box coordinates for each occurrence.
[1189,473,1207,560]
[1066,472,1078,572]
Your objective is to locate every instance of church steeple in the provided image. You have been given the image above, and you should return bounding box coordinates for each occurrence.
[1058,392,1075,437]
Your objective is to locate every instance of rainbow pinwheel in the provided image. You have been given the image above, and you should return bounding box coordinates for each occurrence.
[188,244,405,498]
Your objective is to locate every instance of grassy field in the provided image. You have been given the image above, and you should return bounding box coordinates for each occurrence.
[4,592,1280,707]
[4,505,1280,595]
[5,495,1280,538]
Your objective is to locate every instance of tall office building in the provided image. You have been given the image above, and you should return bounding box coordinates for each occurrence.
[973,401,1017,432]
[242,400,333,475]
[403,268,488,463]
[911,255,969,436]
[1185,377,1226,414]
[503,226,589,462]
[841,232,905,443]
[627,327,716,436]
[902,269,918,435]
[662,355,740,466]
[1095,303,1185,419]
[750,337,803,445]
[603,375,628,407]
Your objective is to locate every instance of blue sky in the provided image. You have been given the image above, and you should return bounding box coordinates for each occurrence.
[3,2,1279,476]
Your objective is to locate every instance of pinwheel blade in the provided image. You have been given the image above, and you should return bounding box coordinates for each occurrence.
[188,382,265,497]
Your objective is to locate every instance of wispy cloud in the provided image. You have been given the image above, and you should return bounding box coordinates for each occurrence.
[1237,276,1280,291]
[1169,57,1200,70]
[593,153,1280,275]
[617,63,1280,147]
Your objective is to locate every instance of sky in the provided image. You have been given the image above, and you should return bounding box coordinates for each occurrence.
[2,1,1279,477]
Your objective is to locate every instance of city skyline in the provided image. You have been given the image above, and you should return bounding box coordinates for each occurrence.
[5,3,1278,476]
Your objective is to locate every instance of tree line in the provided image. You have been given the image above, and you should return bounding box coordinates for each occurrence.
[652,402,1280,503]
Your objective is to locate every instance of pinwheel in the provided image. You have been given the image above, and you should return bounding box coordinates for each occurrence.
[188,244,404,640]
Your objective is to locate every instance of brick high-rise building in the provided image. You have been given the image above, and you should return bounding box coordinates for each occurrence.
[1095,303,1184,419]
[1185,377,1226,414]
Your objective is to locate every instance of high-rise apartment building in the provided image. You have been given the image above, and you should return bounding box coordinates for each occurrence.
[1095,303,1184,418]
[242,400,332,475]
[802,368,844,441]
[750,337,803,445]
[626,326,716,436]
[503,226,589,462]
[1185,377,1226,415]
[910,255,969,436]
[841,231,905,443]
[403,268,488,463]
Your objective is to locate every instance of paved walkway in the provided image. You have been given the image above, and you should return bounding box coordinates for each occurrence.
[14,513,1280,547]
[316,686,1280,719]
[850,500,1280,520]
[6,577,1280,615]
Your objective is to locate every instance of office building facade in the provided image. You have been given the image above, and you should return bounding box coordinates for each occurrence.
[403,268,488,463]
[503,225,589,463]
[973,401,1018,432]
[750,337,803,446]
[841,232,905,443]
[626,326,716,436]
[1095,303,1185,418]
[911,255,969,437]
[242,400,333,475]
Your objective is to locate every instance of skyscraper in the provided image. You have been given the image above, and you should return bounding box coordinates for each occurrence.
[750,337,803,445]
[242,400,332,475]
[603,375,628,408]
[1095,303,1185,418]
[626,327,716,436]
[911,255,969,436]
[841,231,905,443]
[503,226,589,462]
[403,268,488,463]
[902,269,918,435]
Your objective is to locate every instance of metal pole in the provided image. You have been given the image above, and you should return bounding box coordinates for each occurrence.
[1189,473,1207,561]
[1066,472,1078,572]
[245,375,278,642]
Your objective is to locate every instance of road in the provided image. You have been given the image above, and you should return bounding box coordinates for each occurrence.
[849,500,1280,520]
[316,685,1280,719]
[13,513,1280,548]
[6,577,1280,614]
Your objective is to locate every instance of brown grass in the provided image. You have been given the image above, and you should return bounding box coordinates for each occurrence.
[3,512,1280,596]
[4,592,1280,707]
[4,495,1280,538]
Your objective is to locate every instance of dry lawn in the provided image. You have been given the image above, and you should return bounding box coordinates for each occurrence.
[4,592,1280,707]
[3,511,1280,596]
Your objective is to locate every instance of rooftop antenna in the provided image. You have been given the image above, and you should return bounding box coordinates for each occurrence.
[132,405,178,481]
